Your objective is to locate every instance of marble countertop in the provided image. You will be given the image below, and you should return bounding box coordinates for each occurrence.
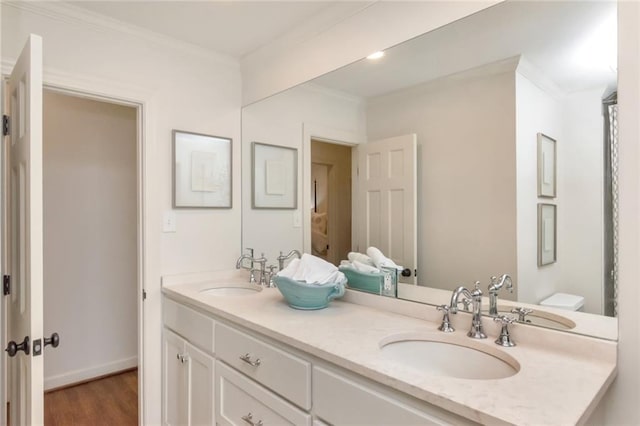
[162,270,617,426]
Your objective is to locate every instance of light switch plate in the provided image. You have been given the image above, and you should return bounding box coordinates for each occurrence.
[163,211,177,233]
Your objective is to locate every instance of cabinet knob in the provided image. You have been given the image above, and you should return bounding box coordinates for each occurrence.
[242,413,263,426]
[239,353,261,367]
[176,353,188,364]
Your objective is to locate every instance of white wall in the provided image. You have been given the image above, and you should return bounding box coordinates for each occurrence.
[514,72,564,305]
[515,69,605,314]
[242,84,365,262]
[43,91,137,390]
[366,62,517,294]
[559,87,606,314]
[2,3,241,423]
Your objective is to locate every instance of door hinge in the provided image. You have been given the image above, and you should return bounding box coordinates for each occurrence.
[2,115,9,136]
[142,289,147,300]
[3,275,10,295]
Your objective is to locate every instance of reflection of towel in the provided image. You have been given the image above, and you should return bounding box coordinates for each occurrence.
[311,229,328,255]
[352,260,380,273]
[277,254,345,285]
[366,247,403,271]
[311,212,328,235]
[347,252,375,266]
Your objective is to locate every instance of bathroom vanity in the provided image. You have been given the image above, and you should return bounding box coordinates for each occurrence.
[162,270,616,426]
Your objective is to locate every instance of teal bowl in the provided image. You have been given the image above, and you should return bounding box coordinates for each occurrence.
[274,276,346,310]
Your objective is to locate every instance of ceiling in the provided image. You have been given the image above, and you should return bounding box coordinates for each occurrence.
[312,1,617,98]
[69,1,368,59]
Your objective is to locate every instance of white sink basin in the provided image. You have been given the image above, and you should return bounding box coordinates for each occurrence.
[379,333,519,380]
[198,284,262,296]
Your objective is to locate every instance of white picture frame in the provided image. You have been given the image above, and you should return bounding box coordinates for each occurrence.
[537,133,557,198]
[538,203,557,266]
[252,142,297,209]
[173,130,232,208]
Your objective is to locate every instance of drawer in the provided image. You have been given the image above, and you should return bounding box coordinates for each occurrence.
[216,361,311,426]
[215,323,311,410]
[163,297,215,354]
[313,366,475,426]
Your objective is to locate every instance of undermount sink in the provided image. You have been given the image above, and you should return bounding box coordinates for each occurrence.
[198,284,262,296]
[379,333,519,380]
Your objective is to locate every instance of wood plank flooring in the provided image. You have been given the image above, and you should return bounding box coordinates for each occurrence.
[44,369,138,426]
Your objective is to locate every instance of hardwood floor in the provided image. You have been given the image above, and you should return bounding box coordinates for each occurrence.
[44,369,138,426]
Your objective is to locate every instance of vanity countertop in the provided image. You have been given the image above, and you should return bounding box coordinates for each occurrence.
[162,270,616,426]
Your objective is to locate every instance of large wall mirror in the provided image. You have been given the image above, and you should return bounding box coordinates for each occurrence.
[241,0,618,340]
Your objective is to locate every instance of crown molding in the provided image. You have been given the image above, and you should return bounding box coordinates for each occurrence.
[302,82,365,106]
[3,1,239,69]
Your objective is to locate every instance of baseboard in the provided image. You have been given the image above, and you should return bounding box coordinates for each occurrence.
[44,356,138,391]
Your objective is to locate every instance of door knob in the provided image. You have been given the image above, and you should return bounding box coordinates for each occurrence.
[44,333,60,349]
[5,336,30,357]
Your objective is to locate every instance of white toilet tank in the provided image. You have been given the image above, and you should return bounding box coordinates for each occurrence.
[539,293,585,312]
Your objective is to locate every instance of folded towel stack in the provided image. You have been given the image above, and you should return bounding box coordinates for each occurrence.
[341,247,403,273]
[277,253,345,285]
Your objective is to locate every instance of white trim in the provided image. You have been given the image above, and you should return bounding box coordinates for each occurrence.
[44,356,138,391]
[2,1,239,69]
[37,77,152,426]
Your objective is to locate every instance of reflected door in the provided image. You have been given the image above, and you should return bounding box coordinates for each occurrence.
[4,34,45,425]
[354,134,417,284]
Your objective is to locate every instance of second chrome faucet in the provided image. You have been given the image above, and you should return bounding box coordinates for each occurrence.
[449,281,487,339]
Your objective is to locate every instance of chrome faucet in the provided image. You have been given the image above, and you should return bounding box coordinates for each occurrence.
[277,250,302,271]
[449,281,486,339]
[488,274,513,316]
[235,248,268,285]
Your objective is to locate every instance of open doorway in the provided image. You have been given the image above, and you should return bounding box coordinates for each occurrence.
[42,90,138,424]
[310,139,352,266]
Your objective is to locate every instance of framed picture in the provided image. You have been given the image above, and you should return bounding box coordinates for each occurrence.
[537,133,557,198]
[538,203,557,266]
[173,130,232,208]
[252,142,297,209]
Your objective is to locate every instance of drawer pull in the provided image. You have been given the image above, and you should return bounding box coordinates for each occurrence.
[239,353,261,367]
[241,413,263,426]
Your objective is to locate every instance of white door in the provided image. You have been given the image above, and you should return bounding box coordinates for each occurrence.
[185,342,215,426]
[3,34,44,425]
[162,329,187,426]
[354,134,417,284]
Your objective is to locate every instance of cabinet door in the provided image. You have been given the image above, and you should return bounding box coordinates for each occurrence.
[185,342,215,426]
[163,329,188,426]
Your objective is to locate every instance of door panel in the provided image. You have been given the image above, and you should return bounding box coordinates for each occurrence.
[5,34,44,426]
[355,134,417,284]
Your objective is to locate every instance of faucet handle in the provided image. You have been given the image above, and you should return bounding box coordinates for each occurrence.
[493,315,516,347]
[511,307,533,322]
[436,305,455,333]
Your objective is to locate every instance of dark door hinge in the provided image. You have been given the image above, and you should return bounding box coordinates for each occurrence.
[3,275,10,296]
[2,115,9,136]
[142,289,147,300]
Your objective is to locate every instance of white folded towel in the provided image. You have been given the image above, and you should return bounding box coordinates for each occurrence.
[366,246,403,271]
[347,252,375,266]
[352,260,380,274]
[277,253,345,285]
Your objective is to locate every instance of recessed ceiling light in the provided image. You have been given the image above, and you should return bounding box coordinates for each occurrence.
[367,51,385,60]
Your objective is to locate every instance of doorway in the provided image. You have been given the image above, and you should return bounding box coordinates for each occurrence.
[310,139,352,266]
[41,90,138,423]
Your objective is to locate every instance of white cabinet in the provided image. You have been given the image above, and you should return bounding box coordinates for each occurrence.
[215,323,311,410]
[216,361,311,426]
[313,366,473,426]
[162,328,215,426]
[162,296,475,426]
